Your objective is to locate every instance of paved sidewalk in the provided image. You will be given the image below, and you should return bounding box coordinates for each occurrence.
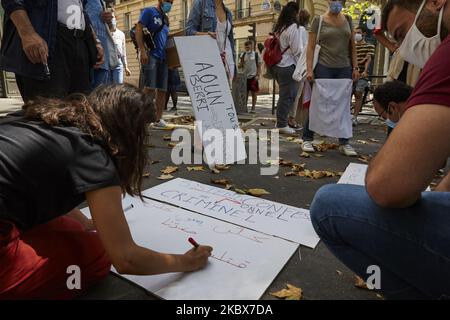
[0,98,23,117]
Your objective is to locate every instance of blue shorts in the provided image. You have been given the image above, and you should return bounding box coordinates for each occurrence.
[142,55,168,91]
[354,78,369,93]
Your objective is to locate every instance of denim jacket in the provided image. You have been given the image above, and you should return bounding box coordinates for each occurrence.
[0,0,90,80]
[186,0,236,71]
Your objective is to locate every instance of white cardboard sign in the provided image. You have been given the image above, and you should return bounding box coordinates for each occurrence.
[174,36,246,165]
[143,178,320,248]
[337,163,368,185]
[81,197,298,300]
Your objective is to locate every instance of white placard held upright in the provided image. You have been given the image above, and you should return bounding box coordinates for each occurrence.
[174,36,246,165]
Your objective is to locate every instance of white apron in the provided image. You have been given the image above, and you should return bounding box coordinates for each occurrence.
[309,79,353,139]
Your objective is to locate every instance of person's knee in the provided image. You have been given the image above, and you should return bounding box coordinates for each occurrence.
[310,184,339,231]
[310,184,365,236]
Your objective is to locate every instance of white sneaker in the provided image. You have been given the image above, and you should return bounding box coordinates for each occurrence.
[153,119,168,128]
[278,126,295,135]
[301,141,315,153]
[339,144,358,157]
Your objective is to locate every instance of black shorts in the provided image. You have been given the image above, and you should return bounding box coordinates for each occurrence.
[246,77,259,93]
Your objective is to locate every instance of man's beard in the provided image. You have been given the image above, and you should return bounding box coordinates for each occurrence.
[417,7,449,40]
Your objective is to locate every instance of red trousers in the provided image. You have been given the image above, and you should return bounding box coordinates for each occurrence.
[0,216,111,299]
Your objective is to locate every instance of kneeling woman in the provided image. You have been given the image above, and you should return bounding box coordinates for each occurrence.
[0,84,212,299]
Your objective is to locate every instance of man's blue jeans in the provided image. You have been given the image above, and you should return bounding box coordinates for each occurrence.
[310,184,450,299]
[110,64,124,84]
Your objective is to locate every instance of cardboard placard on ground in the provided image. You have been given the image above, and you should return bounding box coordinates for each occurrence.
[143,178,320,248]
[81,197,298,300]
[338,163,431,191]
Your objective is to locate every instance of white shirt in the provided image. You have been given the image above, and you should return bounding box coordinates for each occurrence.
[216,19,235,80]
[111,29,127,66]
[277,24,304,67]
[240,51,261,79]
[58,0,85,30]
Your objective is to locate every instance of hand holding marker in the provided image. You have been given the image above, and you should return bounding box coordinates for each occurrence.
[183,237,213,271]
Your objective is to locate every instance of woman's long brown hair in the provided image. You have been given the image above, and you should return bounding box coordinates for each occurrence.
[23,84,156,198]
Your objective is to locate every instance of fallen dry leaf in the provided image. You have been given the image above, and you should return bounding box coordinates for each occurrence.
[312,171,327,179]
[161,166,178,174]
[369,138,380,143]
[168,115,195,125]
[234,188,247,195]
[211,178,230,186]
[211,168,221,174]
[270,283,302,300]
[314,142,339,152]
[354,275,368,289]
[285,137,303,144]
[356,139,369,145]
[247,188,270,197]
[167,142,177,148]
[292,163,306,172]
[266,159,280,166]
[163,135,172,141]
[150,160,160,164]
[299,169,313,178]
[142,172,151,178]
[187,166,204,172]
[300,152,310,158]
[284,171,297,177]
[313,154,324,158]
[336,270,343,276]
[358,155,372,163]
[215,164,231,171]
[157,174,174,180]
[280,159,294,167]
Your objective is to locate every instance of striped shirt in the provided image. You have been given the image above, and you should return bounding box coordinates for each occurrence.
[356,42,375,73]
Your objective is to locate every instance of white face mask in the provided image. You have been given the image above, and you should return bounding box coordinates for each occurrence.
[398,0,444,68]
[355,33,363,42]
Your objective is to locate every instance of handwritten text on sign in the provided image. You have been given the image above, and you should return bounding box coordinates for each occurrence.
[143,178,320,248]
[175,36,246,164]
[81,196,298,300]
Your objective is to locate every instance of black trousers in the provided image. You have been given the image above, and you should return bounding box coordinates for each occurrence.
[16,24,91,101]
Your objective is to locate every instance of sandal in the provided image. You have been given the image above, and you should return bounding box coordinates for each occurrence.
[288,118,300,129]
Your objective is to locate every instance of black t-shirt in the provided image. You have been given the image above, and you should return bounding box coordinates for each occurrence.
[0,111,121,230]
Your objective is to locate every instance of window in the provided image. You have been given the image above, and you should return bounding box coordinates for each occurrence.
[236,0,249,19]
[123,12,131,36]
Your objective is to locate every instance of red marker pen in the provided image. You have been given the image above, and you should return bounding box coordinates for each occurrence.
[188,237,199,248]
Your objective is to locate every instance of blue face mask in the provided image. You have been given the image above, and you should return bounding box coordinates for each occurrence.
[386,119,397,129]
[111,18,117,29]
[330,1,343,14]
[161,2,172,13]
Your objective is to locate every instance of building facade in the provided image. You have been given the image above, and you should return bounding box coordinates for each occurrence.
[113,0,339,92]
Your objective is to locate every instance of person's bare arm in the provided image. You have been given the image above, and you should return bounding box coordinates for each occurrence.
[306,32,317,82]
[362,54,372,78]
[135,23,149,65]
[374,33,398,54]
[9,9,48,64]
[366,105,450,208]
[85,186,213,275]
[350,31,359,81]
